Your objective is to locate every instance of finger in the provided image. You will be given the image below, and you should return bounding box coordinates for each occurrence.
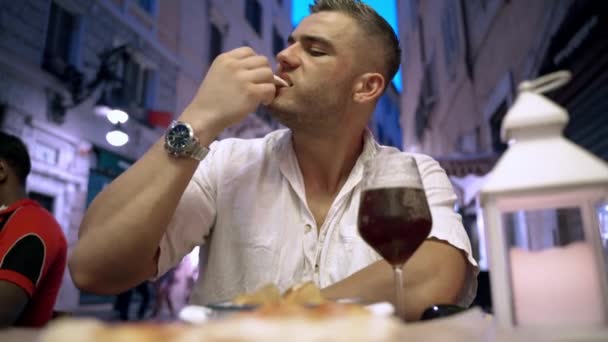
[242,68,274,84]
[227,46,257,59]
[239,55,271,70]
[255,84,277,106]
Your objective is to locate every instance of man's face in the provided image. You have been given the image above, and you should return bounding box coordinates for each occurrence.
[267,12,367,131]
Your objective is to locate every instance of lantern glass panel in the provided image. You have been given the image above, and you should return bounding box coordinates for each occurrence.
[501,206,605,326]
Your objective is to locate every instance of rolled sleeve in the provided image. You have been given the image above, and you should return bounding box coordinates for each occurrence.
[415,154,479,307]
[156,147,219,278]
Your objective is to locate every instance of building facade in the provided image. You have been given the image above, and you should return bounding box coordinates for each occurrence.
[398,0,607,160]
[397,1,608,308]
[0,0,293,312]
[369,85,402,150]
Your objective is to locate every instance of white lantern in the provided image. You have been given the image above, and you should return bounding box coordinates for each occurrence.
[479,71,608,329]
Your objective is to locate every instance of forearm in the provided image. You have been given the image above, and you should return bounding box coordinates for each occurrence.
[321,239,467,321]
[76,109,220,238]
[69,140,197,293]
[71,46,284,294]
[70,116,219,293]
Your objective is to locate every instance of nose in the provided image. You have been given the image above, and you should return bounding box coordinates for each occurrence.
[276,45,299,72]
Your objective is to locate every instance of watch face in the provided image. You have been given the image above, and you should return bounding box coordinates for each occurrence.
[166,123,192,152]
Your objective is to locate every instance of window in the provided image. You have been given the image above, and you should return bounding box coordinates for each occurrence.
[126,60,154,108]
[209,22,223,63]
[489,100,508,153]
[136,0,155,14]
[113,55,155,109]
[405,0,418,30]
[43,2,78,78]
[245,0,262,36]
[272,26,284,56]
[415,59,438,141]
[441,2,459,77]
[422,59,438,110]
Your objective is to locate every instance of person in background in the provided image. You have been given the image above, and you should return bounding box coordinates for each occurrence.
[151,268,176,319]
[0,131,67,327]
[70,0,477,321]
[115,281,151,321]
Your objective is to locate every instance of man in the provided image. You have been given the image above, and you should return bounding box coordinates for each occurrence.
[0,132,67,327]
[70,0,477,320]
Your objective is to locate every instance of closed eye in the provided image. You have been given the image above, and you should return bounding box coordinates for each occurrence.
[308,49,326,57]
[287,34,335,57]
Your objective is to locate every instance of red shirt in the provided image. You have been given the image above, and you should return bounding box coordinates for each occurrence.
[0,199,67,327]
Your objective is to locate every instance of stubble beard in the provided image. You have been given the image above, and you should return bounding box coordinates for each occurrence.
[267,83,350,132]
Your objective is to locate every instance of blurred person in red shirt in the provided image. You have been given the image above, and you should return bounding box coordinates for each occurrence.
[0,131,67,327]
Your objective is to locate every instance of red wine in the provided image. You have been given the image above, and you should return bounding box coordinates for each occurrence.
[358,187,432,266]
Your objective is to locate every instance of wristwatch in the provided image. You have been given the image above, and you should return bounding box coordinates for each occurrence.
[164,120,209,161]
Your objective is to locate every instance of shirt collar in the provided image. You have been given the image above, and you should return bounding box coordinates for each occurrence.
[269,128,379,163]
[354,128,381,173]
[0,198,38,213]
[269,128,380,200]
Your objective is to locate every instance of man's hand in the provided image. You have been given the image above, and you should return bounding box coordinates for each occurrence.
[69,49,278,296]
[321,239,469,321]
[181,47,277,135]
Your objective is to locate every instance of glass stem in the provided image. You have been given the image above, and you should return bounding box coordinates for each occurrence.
[393,265,406,321]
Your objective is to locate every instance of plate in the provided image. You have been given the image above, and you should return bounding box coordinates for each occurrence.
[205,301,259,312]
[179,301,394,324]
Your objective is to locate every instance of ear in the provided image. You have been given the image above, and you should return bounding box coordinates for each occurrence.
[352,72,385,104]
[0,160,8,184]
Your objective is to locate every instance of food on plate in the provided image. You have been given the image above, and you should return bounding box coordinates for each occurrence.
[282,281,325,305]
[232,283,282,306]
[40,309,400,342]
[40,282,399,342]
[247,301,370,319]
[229,282,370,319]
[40,319,189,342]
[233,281,326,306]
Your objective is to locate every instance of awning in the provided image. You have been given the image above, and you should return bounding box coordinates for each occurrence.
[436,155,499,178]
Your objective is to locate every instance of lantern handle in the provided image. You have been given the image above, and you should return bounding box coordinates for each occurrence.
[518,70,572,95]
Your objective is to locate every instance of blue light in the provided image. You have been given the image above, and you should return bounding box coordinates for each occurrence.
[292,0,401,92]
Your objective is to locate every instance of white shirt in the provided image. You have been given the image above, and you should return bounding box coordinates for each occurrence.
[157,129,479,307]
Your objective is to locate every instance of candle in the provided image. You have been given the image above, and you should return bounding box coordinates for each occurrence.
[510,241,604,326]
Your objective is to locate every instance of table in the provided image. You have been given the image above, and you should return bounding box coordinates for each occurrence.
[2,308,607,341]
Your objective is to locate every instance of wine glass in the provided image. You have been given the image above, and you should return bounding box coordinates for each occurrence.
[357,153,433,320]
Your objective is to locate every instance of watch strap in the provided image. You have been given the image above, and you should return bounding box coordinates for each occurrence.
[188,139,210,161]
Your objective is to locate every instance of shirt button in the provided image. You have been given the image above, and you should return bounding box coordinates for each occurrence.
[305,224,312,233]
